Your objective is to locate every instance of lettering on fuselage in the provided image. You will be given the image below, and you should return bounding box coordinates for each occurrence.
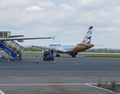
[49,44,61,47]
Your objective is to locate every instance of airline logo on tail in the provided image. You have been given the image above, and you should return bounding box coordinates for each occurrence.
[82,26,93,43]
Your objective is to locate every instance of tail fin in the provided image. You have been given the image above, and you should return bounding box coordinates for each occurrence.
[82,26,93,43]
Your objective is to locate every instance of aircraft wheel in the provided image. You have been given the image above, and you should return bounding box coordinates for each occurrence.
[72,54,76,58]
[56,54,60,57]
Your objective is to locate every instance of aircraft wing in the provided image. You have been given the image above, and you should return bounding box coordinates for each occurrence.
[0,37,53,41]
[32,45,67,52]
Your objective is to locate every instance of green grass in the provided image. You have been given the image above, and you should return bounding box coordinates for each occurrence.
[97,80,119,92]
[23,51,43,54]
[79,52,120,58]
[1,50,120,58]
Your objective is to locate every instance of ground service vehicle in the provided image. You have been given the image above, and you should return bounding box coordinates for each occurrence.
[43,50,54,61]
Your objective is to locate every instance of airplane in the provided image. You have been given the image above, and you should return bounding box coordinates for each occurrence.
[33,26,94,57]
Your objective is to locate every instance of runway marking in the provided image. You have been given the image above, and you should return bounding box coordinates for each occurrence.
[0,83,86,86]
[0,90,5,94]
[2,66,33,68]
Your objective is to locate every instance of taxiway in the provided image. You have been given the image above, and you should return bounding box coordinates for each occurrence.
[0,54,119,94]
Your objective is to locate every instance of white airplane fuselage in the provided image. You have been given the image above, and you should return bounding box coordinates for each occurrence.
[42,42,94,57]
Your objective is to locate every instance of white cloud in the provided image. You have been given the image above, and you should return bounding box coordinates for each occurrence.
[38,1,56,8]
[0,0,29,8]
[60,4,76,12]
[0,0,120,48]
[26,5,42,12]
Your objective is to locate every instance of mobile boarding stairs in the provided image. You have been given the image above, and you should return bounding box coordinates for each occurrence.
[0,31,24,61]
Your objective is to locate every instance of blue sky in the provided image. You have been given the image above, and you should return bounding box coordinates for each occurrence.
[0,0,120,49]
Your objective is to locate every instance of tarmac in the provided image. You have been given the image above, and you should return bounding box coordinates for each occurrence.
[0,53,120,94]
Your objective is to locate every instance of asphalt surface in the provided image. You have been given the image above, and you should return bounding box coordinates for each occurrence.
[0,54,120,76]
[0,54,120,94]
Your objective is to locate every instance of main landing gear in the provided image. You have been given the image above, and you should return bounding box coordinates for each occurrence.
[71,53,77,58]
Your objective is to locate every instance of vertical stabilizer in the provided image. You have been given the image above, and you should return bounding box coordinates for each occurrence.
[82,26,93,43]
